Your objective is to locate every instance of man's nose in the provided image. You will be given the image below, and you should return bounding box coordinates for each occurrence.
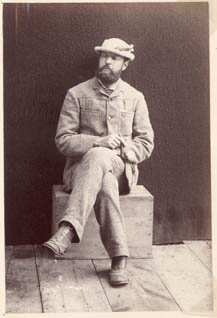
[105,56,112,64]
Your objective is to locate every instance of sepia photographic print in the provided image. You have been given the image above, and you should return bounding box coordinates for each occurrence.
[1,0,216,316]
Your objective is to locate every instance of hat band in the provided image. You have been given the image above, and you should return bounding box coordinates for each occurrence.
[94,46,135,61]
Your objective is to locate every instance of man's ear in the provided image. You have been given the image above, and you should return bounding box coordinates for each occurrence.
[122,59,130,71]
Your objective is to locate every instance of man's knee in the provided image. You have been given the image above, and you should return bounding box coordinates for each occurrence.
[82,147,115,168]
[84,147,113,161]
[82,147,125,178]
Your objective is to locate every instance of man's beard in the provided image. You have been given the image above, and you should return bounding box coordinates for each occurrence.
[95,65,122,85]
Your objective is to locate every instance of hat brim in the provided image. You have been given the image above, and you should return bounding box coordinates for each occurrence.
[94,46,135,61]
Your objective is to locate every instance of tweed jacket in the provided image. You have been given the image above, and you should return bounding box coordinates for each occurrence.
[55,76,154,191]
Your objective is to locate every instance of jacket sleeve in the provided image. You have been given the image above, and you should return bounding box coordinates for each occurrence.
[124,93,154,163]
[55,89,99,158]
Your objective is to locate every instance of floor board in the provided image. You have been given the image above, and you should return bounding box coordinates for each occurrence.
[93,259,180,311]
[5,243,214,313]
[6,245,42,313]
[152,244,213,312]
[184,240,212,272]
[35,245,111,312]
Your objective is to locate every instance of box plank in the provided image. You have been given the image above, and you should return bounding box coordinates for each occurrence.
[152,244,213,312]
[35,245,111,312]
[184,241,212,272]
[6,245,42,313]
[53,185,153,259]
[93,259,179,311]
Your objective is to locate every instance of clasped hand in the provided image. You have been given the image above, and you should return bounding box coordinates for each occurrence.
[95,134,124,149]
[95,134,137,163]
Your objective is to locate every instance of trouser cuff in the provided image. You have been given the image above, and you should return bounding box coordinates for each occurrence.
[58,215,83,243]
[107,248,129,259]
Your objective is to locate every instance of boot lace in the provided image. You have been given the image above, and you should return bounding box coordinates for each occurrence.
[55,226,70,242]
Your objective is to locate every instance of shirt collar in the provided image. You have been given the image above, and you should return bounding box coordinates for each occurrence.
[93,76,123,97]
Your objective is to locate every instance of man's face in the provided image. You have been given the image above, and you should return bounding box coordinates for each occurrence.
[96,52,129,85]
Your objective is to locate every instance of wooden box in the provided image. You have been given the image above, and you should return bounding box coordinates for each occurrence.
[52,185,153,259]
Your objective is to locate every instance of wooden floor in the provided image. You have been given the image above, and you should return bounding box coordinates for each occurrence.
[5,241,213,313]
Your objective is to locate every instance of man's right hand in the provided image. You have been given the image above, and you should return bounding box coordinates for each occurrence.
[94,134,125,149]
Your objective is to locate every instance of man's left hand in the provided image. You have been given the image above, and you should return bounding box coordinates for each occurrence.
[121,149,137,163]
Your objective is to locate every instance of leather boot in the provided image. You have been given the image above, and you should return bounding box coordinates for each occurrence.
[42,223,74,256]
[109,256,128,286]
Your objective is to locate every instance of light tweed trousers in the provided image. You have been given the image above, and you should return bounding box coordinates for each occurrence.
[59,147,129,258]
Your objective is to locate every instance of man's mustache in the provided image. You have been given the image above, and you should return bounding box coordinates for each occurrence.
[101,65,112,72]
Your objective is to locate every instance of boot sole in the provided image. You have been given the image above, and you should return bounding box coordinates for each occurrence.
[42,242,62,256]
[109,269,129,286]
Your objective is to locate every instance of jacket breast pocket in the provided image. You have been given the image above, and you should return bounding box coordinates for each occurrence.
[120,111,134,136]
[80,98,102,127]
[80,108,101,130]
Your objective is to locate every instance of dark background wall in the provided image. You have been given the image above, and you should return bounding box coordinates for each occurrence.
[4,2,211,245]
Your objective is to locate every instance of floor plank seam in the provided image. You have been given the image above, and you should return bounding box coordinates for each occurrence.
[91,259,113,312]
[151,262,182,311]
[33,245,44,313]
[60,286,67,313]
[184,243,212,273]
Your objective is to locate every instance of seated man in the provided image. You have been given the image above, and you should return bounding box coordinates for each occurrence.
[43,38,154,286]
